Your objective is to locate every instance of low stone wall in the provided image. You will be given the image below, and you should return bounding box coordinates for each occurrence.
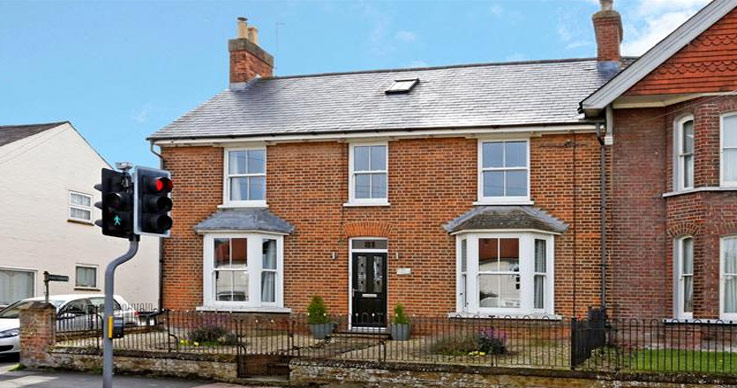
[47,348,237,381]
[289,359,737,388]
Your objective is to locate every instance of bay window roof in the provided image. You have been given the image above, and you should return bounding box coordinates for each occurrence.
[195,208,294,235]
[444,206,567,235]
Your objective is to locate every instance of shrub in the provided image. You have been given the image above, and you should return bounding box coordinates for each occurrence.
[392,304,410,325]
[187,325,238,346]
[307,295,330,325]
[477,327,507,355]
[430,326,507,356]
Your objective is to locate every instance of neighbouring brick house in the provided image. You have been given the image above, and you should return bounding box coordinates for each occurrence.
[148,0,737,326]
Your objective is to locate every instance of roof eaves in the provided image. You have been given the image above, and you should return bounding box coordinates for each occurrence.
[580,0,737,112]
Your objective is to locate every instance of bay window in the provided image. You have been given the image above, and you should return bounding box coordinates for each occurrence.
[456,232,554,316]
[721,113,737,187]
[224,148,266,206]
[203,233,283,309]
[478,139,530,204]
[675,116,694,191]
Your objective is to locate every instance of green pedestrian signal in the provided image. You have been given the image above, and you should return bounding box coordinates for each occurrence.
[113,215,122,226]
[94,168,133,239]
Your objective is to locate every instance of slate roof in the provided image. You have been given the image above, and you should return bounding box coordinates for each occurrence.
[0,122,67,147]
[195,208,295,234]
[150,58,624,140]
[444,206,568,234]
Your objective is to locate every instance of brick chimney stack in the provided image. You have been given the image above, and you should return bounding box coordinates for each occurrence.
[592,0,623,73]
[229,17,274,87]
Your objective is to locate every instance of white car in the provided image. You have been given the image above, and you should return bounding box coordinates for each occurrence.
[0,294,137,356]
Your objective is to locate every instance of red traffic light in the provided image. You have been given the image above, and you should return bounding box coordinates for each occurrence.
[148,177,173,193]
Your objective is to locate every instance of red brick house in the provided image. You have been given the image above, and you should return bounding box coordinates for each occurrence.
[149,0,737,326]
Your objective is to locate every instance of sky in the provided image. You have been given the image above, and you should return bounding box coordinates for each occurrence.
[0,0,711,167]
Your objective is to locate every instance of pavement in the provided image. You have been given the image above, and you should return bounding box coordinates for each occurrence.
[0,355,269,388]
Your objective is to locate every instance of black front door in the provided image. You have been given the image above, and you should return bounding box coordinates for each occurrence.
[351,252,387,327]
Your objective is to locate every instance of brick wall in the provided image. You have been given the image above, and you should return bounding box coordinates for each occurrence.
[612,97,737,319]
[161,133,605,318]
[19,302,56,367]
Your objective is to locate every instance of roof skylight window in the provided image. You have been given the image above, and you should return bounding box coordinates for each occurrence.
[385,78,419,94]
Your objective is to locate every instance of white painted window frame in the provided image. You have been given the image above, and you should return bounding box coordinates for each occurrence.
[74,264,98,289]
[202,233,284,310]
[674,236,694,320]
[223,147,268,208]
[347,142,389,206]
[720,113,737,187]
[720,235,737,321]
[674,115,695,192]
[0,267,37,303]
[455,231,554,316]
[68,191,93,223]
[477,139,532,205]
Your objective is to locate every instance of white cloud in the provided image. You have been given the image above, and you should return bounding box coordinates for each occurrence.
[489,4,503,16]
[621,0,710,56]
[132,104,151,123]
[395,30,417,43]
[407,60,428,68]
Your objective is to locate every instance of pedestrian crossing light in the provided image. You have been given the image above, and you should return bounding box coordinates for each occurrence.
[94,168,134,239]
[133,166,173,237]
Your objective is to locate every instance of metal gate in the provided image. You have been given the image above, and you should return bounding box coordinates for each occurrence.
[570,308,608,369]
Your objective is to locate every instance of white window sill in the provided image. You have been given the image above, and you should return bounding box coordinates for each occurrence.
[663,318,737,325]
[473,199,534,206]
[196,305,291,314]
[218,202,268,209]
[343,202,391,207]
[662,187,737,198]
[448,312,562,320]
[68,218,94,225]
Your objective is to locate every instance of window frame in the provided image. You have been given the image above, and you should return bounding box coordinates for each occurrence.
[223,147,268,208]
[674,236,694,320]
[720,112,737,187]
[720,235,737,321]
[74,264,98,290]
[202,233,284,310]
[477,139,532,205]
[68,191,93,223]
[674,115,695,192]
[0,267,36,306]
[455,231,554,316]
[347,142,390,206]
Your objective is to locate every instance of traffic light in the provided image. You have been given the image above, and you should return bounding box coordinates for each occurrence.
[133,166,173,237]
[94,168,134,239]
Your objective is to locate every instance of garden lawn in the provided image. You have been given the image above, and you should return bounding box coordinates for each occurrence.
[632,349,737,373]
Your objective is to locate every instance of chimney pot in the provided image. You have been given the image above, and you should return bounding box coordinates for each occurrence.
[237,17,248,39]
[600,0,613,11]
[247,26,259,45]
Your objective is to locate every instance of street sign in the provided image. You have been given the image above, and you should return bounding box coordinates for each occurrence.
[45,274,69,282]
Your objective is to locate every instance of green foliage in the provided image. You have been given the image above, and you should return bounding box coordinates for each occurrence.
[392,304,410,325]
[307,295,330,325]
[187,325,238,346]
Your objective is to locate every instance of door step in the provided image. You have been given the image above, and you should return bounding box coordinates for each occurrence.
[328,331,390,340]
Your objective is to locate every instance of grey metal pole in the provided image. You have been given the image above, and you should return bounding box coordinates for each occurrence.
[103,237,139,388]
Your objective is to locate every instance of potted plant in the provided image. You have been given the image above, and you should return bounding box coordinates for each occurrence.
[390,303,411,341]
[307,295,334,339]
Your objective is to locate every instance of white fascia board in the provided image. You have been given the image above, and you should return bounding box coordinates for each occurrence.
[153,124,598,147]
[581,0,737,111]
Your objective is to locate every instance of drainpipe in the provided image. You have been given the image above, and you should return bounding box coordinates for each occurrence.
[149,141,164,312]
[596,122,608,317]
